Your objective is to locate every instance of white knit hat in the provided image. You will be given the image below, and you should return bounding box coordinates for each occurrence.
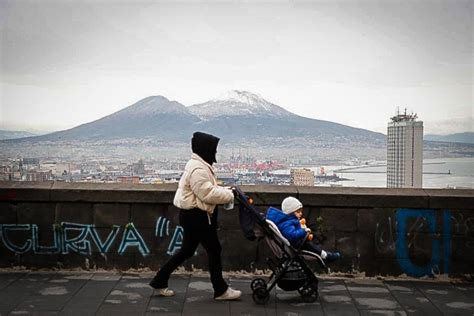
[281,196,303,214]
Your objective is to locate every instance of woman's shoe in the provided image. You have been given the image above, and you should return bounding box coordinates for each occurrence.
[153,288,175,297]
[215,287,242,300]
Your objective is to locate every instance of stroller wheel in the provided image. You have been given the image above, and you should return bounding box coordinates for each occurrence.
[250,278,266,292]
[299,286,318,303]
[252,287,270,305]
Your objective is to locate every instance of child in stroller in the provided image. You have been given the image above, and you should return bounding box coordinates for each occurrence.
[267,196,341,264]
[233,187,339,304]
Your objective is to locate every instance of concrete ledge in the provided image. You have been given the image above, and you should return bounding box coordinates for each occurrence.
[0,181,53,201]
[240,185,298,206]
[424,188,474,209]
[296,186,431,208]
[1,182,471,208]
[0,182,177,203]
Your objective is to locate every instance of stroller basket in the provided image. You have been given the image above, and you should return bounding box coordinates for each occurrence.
[277,262,307,291]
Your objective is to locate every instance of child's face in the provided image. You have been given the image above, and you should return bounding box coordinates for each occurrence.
[294,208,303,219]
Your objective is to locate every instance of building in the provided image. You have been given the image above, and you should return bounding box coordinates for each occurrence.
[132,159,145,175]
[0,165,12,181]
[40,161,58,175]
[25,170,53,182]
[290,168,314,186]
[387,110,423,188]
[22,158,40,167]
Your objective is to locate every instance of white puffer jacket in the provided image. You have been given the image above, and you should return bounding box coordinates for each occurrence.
[173,153,233,214]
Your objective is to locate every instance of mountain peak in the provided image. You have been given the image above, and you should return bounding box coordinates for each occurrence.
[213,90,266,105]
[189,90,292,119]
[113,95,189,116]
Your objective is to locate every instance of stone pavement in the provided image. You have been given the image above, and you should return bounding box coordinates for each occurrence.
[0,271,473,315]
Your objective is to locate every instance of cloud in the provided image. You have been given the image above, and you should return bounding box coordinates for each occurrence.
[1,1,472,135]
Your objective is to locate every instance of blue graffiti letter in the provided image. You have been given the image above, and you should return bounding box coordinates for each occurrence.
[396,209,439,277]
[61,222,91,255]
[89,225,120,254]
[32,224,60,254]
[118,223,149,256]
[167,226,184,256]
[0,224,33,253]
[443,210,451,274]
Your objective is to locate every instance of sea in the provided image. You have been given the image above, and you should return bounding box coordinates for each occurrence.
[309,157,474,189]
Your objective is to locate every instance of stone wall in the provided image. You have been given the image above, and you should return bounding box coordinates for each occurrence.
[0,182,473,277]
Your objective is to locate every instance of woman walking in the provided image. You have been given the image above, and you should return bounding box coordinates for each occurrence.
[149,131,241,300]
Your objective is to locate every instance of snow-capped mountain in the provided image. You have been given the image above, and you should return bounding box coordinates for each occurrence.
[188,90,292,119]
[8,91,385,144]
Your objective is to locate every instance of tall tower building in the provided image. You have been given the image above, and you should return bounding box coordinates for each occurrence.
[387,109,423,188]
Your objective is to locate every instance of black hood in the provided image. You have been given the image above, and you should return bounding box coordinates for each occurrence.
[191,131,220,165]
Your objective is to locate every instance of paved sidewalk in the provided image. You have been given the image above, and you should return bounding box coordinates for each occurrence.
[0,271,473,315]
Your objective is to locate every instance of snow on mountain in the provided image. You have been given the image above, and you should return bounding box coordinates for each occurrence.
[188,90,293,119]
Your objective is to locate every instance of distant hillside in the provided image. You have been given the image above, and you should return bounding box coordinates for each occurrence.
[5,90,385,144]
[17,96,201,142]
[0,129,37,140]
[425,132,474,144]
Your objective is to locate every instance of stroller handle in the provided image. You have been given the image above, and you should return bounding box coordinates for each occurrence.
[232,186,254,206]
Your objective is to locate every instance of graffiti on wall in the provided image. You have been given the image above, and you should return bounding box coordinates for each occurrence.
[450,213,474,249]
[375,216,396,254]
[154,216,185,256]
[0,216,184,257]
[396,209,451,277]
[375,208,456,277]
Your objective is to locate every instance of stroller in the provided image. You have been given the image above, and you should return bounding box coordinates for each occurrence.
[233,187,326,304]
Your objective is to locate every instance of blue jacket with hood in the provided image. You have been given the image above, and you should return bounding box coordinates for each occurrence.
[266,207,306,247]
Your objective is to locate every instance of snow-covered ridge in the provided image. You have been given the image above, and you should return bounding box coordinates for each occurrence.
[110,91,293,120]
[188,90,292,119]
[213,90,269,107]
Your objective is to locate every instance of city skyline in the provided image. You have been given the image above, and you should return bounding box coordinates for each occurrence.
[1,0,472,135]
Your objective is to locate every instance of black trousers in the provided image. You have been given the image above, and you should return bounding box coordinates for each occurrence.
[149,208,228,297]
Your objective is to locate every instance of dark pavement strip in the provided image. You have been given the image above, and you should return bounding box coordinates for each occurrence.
[0,272,472,316]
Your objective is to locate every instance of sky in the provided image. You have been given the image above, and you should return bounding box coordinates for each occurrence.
[0,0,472,135]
